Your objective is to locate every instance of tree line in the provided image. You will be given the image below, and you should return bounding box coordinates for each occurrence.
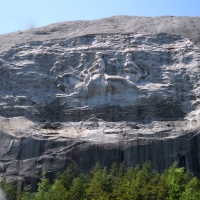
[1,161,200,200]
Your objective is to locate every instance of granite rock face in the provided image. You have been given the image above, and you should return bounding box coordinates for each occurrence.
[0,16,200,189]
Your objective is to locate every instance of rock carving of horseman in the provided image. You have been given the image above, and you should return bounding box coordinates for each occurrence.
[56,53,89,92]
[123,53,147,83]
[85,52,106,86]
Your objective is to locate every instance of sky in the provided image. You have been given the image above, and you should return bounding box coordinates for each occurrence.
[0,0,200,35]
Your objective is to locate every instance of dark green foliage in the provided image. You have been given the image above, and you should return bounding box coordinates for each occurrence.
[1,161,200,200]
[0,179,18,200]
[34,172,52,200]
[67,174,87,200]
[57,160,79,191]
[86,163,112,199]
[20,185,32,200]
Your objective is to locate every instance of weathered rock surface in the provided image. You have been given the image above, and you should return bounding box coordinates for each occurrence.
[0,16,200,189]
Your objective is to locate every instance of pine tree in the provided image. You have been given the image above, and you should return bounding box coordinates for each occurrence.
[34,172,52,200]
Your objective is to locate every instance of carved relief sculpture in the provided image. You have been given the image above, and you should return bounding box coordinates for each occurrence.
[107,53,122,75]
[54,51,148,95]
[55,53,89,92]
[123,53,147,83]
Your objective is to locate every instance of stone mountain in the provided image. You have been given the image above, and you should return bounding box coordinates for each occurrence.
[0,16,200,189]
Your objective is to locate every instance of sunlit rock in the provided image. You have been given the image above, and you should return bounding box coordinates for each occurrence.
[0,16,200,189]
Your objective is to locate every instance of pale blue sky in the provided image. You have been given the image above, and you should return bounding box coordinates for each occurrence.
[0,0,200,35]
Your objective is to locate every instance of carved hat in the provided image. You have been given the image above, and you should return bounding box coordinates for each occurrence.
[126,53,134,60]
[80,53,87,58]
[95,52,103,58]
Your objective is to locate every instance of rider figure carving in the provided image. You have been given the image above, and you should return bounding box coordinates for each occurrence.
[85,52,106,88]
[123,53,143,83]
[107,53,122,75]
[74,53,89,77]
[88,52,105,76]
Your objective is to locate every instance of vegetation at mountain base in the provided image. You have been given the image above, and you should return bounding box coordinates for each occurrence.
[1,161,200,200]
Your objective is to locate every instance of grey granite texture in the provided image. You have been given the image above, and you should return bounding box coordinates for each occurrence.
[1,16,200,53]
[0,16,200,189]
